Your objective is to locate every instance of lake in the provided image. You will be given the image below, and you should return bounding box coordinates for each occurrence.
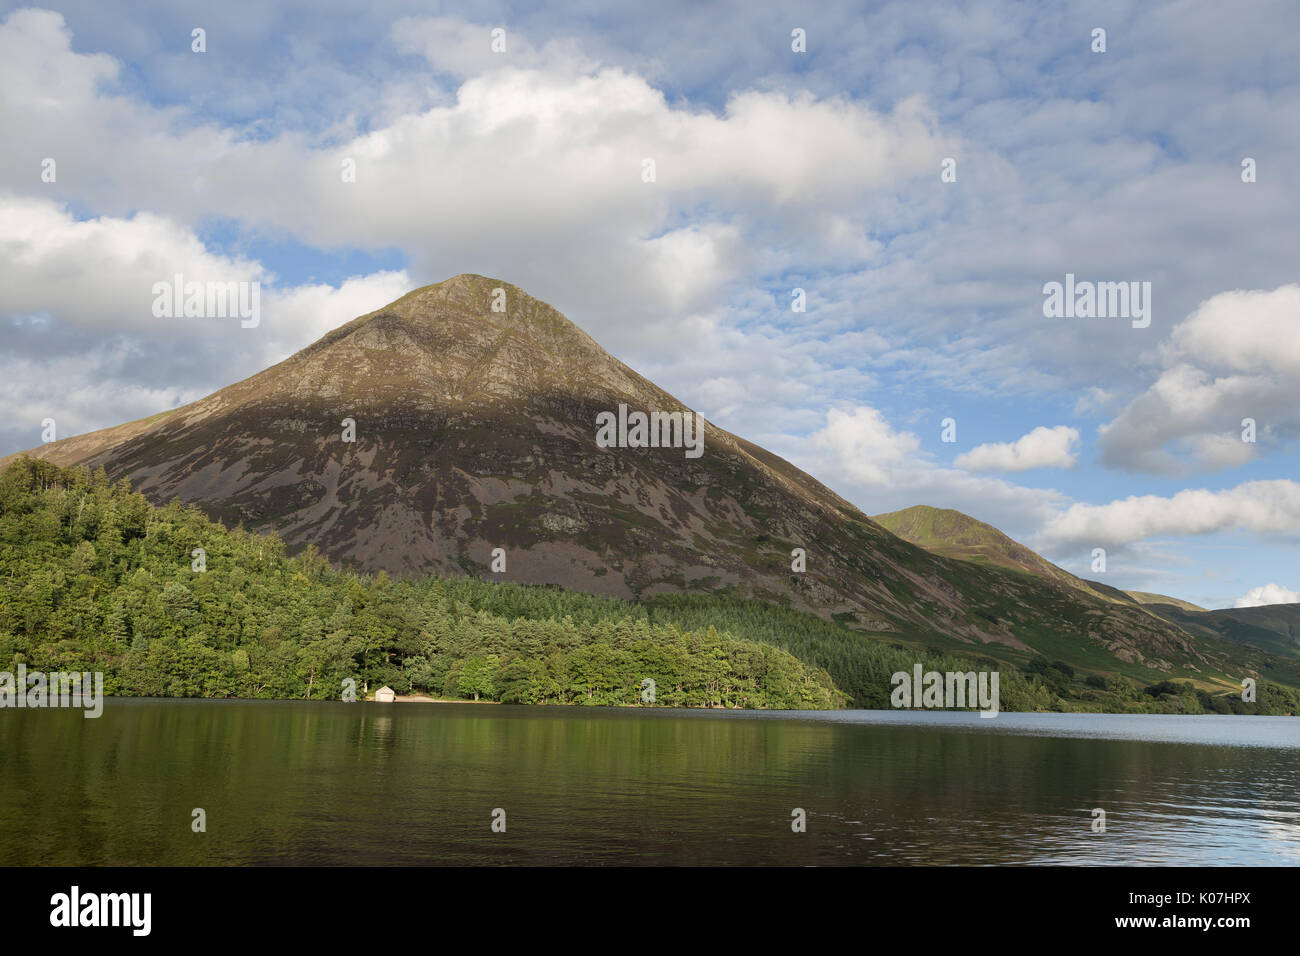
[1,700,1297,865]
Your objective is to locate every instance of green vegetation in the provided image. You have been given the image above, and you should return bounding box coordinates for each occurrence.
[628,598,1298,715]
[0,459,839,709]
[1124,590,1207,612]
[872,504,1061,575]
[2,458,1296,715]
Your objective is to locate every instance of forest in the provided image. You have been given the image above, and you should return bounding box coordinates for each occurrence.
[0,457,841,708]
[2,457,1297,714]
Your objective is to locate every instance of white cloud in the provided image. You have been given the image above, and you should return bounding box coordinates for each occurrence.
[0,192,410,352]
[955,425,1078,471]
[0,346,208,451]
[0,9,954,351]
[809,406,920,486]
[1233,583,1300,608]
[0,193,266,333]
[1037,480,1300,548]
[1098,284,1300,473]
[0,192,411,450]
[1167,284,1300,376]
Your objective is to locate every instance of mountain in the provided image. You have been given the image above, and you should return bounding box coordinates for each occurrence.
[0,275,1258,683]
[872,505,1142,608]
[872,505,1077,582]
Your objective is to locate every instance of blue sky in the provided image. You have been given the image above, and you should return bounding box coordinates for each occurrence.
[2,0,1299,609]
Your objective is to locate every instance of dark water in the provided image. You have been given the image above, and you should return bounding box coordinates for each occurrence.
[1,700,1297,865]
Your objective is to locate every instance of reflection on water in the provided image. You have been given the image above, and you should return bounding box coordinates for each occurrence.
[0,700,1295,865]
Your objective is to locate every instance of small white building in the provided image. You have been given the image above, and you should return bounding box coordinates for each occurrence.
[374,686,396,703]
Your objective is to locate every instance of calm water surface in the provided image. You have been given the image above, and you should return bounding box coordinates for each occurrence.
[1,700,1296,865]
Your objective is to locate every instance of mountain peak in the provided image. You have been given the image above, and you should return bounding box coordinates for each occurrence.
[283,275,660,415]
[874,504,1085,587]
[387,273,540,318]
[873,505,1007,548]
[323,274,588,348]
[873,504,1151,611]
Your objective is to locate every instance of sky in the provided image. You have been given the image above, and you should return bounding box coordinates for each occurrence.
[2,0,1299,610]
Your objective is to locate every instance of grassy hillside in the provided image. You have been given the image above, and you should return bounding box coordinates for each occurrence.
[873,505,1074,580]
[1126,590,1208,612]
[872,505,1149,609]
